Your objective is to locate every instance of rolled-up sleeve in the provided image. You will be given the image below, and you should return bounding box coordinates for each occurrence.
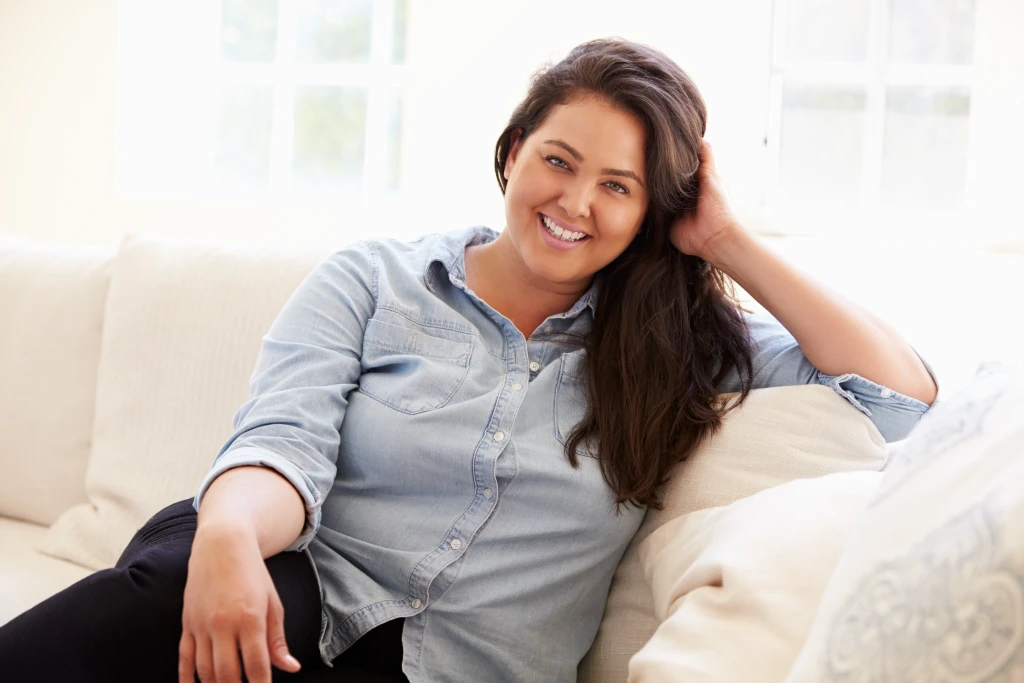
[192,241,376,552]
[717,312,938,442]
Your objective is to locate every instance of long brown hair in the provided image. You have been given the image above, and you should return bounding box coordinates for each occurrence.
[494,38,755,511]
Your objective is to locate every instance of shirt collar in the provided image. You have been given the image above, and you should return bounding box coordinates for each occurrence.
[424,226,599,318]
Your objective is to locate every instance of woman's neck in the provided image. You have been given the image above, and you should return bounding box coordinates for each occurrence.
[465,231,590,338]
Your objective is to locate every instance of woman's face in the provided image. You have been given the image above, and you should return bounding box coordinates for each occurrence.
[502,96,649,287]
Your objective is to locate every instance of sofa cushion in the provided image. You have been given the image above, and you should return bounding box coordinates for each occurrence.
[0,517,93,626]
[629,470,881,683]
[0,238,114,526]
[783,362,1024,683]
[37,234,333,570]
[578,384,889,683]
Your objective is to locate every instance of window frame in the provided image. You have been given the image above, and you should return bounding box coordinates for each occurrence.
[116,0,409,206]
[764,0,977,225]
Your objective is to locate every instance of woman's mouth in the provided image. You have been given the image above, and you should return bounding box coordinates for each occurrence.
[538,213,591,250]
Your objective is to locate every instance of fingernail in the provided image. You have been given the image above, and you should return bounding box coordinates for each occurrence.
[285,654,301,669]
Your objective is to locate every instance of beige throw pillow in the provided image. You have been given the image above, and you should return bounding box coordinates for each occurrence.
[629,470,882,682]
[578,384,889,683]
[0,239,114,526]
[37,234,332,570]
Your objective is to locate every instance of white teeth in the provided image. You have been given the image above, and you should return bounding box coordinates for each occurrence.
[541,215,587,242]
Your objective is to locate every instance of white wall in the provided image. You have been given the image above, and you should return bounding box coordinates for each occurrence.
[0,0,118,244]
[0,0,1021,395]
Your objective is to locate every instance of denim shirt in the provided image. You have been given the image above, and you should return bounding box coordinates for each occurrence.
[193,226,935,682]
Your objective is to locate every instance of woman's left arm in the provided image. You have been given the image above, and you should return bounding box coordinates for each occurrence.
[672,140,937,406]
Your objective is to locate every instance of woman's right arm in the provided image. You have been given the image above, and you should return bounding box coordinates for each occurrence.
[180,243,378,683]
[196,465,305,559]
[182,467,306,683]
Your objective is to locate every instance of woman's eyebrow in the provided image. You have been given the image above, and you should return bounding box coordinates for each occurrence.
[543,139,644,187]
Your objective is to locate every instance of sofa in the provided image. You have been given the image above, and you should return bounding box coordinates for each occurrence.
[2,231,1021,682]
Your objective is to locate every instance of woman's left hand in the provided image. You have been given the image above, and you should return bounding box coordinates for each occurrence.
[669,140,745,262]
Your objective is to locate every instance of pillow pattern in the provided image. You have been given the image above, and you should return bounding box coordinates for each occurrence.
[579,384,889,683]
[629,470,882,683]
[783,362,1024,683]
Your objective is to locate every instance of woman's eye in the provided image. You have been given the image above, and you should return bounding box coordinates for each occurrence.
[546,155,628,195]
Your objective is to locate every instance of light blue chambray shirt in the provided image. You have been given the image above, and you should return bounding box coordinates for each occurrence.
[193,226,935,682]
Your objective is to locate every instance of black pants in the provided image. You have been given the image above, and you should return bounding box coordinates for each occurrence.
[0,499,408,682]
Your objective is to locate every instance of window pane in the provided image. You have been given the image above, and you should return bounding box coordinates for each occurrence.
[385,89,404,191]
[215,84,274,187]
[293,87,367,190]
[220,0,279,63]
[881,87,970,209]
[890,0,975,64]
[392,0,408,64]
[779,87,866,204]
[296,0,372,64]
[785,0,868,63]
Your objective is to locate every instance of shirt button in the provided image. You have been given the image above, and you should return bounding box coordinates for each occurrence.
[544,327,553,334]
[450,539,462,550]
[411,599,422,609]
[880,388,893,398]
[511,382,522,391]
[493,431,505,441]
[529,361,540,372]
[483,488,493,498]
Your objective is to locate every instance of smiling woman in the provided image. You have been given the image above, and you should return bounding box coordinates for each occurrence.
[473,40,759,511]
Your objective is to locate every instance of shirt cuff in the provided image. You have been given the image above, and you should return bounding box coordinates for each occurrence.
[192,447,324,553]
[814,347,940,442]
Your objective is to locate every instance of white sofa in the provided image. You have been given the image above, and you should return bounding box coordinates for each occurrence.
[1,232,921,681]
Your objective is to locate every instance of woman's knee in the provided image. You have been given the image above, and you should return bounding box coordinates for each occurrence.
[117,498,197,568]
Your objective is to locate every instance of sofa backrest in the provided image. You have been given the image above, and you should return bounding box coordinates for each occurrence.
[35,233,335,569]
[0,235,115,526]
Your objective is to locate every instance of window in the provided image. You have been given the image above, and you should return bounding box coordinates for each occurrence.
[765,0,979,227]
[115,0,408,203]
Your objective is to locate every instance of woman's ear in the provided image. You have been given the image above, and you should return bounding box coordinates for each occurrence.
[503,129,523,182]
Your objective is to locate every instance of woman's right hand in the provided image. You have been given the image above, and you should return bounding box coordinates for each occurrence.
[178,524,302,683]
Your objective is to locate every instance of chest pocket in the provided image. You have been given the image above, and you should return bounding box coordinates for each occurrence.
[358,318,474,415]
[554,349,599,458]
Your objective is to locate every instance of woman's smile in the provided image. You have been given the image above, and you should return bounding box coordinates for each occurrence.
[538,213,592,250]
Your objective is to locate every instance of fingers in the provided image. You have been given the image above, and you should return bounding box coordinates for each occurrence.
[211,627,242,683]
[179,632,197,683]
[239,612,273,683]
[266,595,302,674]
[194,634,215,683]
[699,139,716,171]
[184,618,284,683]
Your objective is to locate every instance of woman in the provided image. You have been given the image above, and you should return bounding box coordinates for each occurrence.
[0,38,936,683]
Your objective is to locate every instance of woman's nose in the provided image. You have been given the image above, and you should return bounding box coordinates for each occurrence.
[558,180,593,219]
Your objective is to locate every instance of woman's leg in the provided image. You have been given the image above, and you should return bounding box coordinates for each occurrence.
[0,498,407,682]
[0,499,323,679]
